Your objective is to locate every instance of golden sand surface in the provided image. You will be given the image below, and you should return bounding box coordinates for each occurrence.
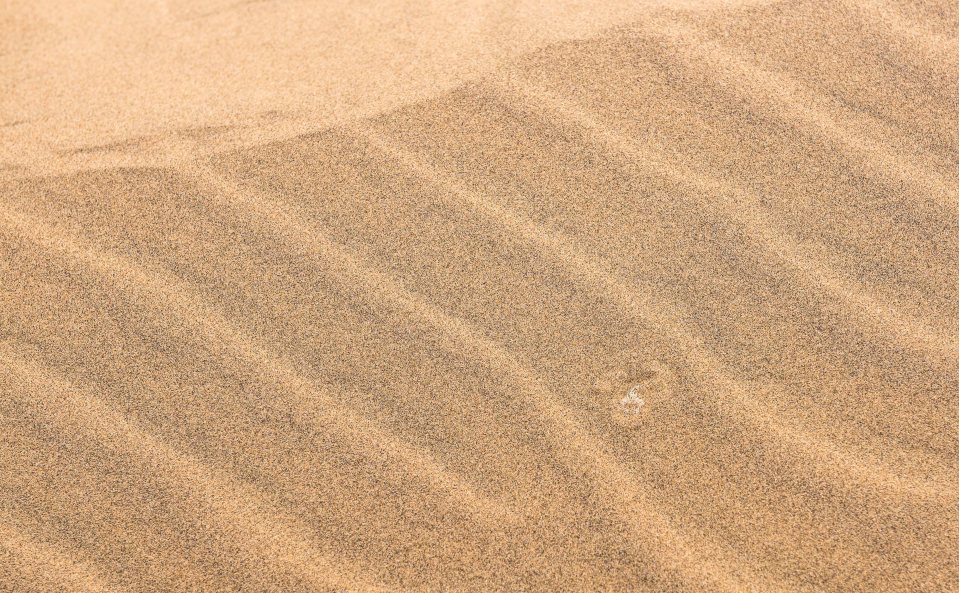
[2,1,958,591]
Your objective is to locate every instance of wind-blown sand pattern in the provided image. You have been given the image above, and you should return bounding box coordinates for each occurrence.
[2,0,958,591]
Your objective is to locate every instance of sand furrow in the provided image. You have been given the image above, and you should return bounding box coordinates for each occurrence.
[646,10,959,212]
[181,160,801,593]
[0,205,511,528]
[3,1,957,591]
[851,0,959,68]
[347,120,958,504]
[0,346,397,593]
[0,510,127,593]
[483,72,959,374]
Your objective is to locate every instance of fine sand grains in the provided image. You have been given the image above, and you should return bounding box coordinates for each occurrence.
[2,1,958,592]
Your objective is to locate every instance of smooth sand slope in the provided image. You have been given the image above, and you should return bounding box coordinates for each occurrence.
[2,0,958,591]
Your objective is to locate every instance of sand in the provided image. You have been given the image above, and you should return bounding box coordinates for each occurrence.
[1,0,958,591]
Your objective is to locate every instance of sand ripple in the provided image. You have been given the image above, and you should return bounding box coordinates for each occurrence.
[2,1,957,591]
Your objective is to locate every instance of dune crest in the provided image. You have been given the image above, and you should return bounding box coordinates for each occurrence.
[0,0,756,176]
[2,1,957,591]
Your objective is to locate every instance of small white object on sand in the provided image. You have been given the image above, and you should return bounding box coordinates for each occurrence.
[620,384,646,414]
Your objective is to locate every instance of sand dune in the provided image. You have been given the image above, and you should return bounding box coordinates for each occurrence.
[2,0,958,591]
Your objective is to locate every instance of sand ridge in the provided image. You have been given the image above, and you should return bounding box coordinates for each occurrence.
[0,0,758,176]
[2,0,958,591]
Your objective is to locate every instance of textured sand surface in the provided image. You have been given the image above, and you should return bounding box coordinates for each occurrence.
[2,1,958,591]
